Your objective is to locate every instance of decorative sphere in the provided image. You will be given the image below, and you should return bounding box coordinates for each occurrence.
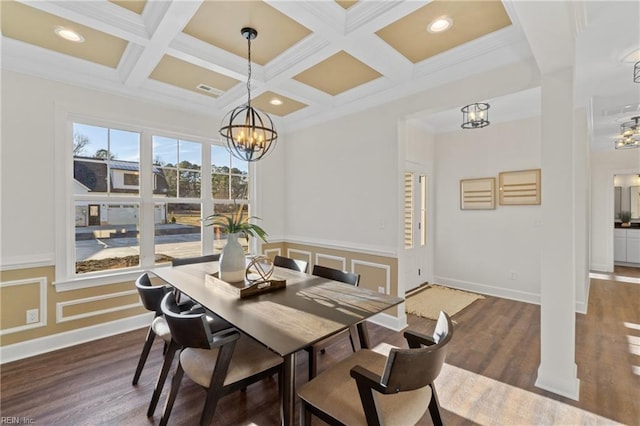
[245,256,274,283]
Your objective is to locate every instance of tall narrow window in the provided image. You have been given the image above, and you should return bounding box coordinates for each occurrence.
[404,172,413,249]
[152,136,203,262]
[73,123,141,274]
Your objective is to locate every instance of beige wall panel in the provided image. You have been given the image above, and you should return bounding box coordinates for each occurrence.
[61,293,139,318]
[315,256,344,271]
[262,242,285,260]
[352,263,387,293]
[0,282,40,329]
[0,266,147,346]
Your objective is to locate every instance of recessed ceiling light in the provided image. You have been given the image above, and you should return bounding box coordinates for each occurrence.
[621,48,640,63]
[269,98,283,106]
[427,16,452,33]
[54,26,84,43]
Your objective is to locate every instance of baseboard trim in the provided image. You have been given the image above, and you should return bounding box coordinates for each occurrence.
[0,313,153,364]
[433,276,540,305]
[535,363,580,401]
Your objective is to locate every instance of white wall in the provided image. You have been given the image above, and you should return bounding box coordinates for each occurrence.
[434,116,543,302]
[0,70,286,265]
[283,106,398,254]
[282,59,541,256]
[590,149,640,272]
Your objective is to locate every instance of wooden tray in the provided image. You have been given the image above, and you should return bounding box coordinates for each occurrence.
[207,273,286,299]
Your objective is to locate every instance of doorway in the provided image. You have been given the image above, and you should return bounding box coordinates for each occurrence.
[88,204,100,226]
[613,173,640,275]
[403,171,429,292]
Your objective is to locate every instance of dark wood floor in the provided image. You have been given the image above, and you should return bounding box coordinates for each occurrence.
[1,275,638,425]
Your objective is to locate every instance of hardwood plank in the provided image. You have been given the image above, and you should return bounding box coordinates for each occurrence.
[1,277,638,425]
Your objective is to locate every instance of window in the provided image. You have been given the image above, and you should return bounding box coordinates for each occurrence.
[69,121,251,278]
[123,173,139,186]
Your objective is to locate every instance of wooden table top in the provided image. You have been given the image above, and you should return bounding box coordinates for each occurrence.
[151,261,403,356]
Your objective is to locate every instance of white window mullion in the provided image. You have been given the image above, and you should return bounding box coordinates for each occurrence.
[202,142,214,254]
[139,130,155,268]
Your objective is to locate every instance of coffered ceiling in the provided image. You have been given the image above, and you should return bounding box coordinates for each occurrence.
[1,0,638,152]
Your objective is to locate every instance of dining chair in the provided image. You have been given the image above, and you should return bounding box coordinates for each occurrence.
[133,272,233,418]
[132,272,172,386]
[171,254,220,305]
[273,254,308,273]
[158,292,283,426]
[298,311,454,426]
[146,300,232,418]
[307,264,361,379]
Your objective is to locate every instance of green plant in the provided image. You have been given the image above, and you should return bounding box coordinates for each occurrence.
[619,210,632,223]
[203,202,268,243]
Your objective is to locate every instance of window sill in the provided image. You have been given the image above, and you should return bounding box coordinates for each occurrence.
[53,268,160,292]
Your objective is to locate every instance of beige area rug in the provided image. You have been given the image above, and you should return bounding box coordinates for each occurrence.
[405,284,484,320]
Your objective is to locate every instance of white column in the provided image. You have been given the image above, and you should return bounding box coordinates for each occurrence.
[535,68,580,400]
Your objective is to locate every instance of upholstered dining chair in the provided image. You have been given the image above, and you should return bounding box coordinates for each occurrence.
[307,264,361,379]
[171,254,220,305]
[145,300,232,418]
[132,272,171,386]
[273,254,308,273]
[133,271,232,418]
[298,311,454,426]
[158,292,283,426]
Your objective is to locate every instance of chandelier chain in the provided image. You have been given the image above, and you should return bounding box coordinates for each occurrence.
[246,35,252,107]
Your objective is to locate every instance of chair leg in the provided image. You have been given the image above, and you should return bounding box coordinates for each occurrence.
[147,341,179,417]
[132,326,156,385]
[428,383,443,426]
[159,362,184,426]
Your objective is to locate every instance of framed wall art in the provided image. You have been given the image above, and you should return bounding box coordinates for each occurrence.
[460,177,496,210]
[498,169,541,205]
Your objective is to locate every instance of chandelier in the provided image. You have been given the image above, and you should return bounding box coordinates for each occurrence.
[461,102,490,129]
[219,27,277,162]
[615,116,640,150]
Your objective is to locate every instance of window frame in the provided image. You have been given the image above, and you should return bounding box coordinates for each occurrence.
[55,111,256,290]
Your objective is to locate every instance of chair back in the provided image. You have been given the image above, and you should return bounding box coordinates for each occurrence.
[274,255,308,273]
[171,254,220,267]
[160,292,214,349]
[381,311,453,392]
[135,273,169,314]
[312,264,360,286]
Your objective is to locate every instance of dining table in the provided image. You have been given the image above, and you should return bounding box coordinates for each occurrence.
[150,260,404,426]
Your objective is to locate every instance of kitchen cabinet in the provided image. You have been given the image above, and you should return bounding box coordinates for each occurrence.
[614,228,640,264]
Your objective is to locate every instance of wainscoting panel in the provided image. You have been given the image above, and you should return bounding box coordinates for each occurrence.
[0,276,47,335]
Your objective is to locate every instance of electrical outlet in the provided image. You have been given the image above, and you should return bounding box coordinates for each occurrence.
[378,286,386,294]
[509,271,518,280]
[26,308,39,324]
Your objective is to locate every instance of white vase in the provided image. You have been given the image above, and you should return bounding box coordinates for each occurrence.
[219,232,246,282]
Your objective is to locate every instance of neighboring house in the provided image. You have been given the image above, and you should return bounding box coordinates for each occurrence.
[73,157,169,226]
